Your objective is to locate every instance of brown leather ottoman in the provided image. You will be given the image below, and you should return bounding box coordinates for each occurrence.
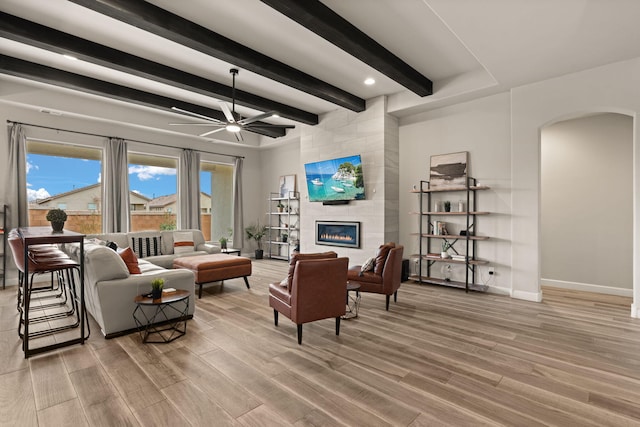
[173,254,251,298]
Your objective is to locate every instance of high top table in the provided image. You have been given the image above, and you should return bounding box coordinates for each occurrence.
[17,227,86,358]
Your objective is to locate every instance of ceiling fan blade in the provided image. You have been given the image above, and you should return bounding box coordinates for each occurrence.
[219,101,236,123]
[237,111,277,125]
[169,122,225,126]
[199,128,227,137]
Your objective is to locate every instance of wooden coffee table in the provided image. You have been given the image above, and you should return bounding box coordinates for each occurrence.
[133,289,190,343]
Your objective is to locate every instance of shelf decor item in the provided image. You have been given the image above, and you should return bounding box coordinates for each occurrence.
[430,151,468,190]
[279,174,297,198]
[150,278,164,300]
[441,241,451,259]
[444,201,451,212]
[46,208,67,233]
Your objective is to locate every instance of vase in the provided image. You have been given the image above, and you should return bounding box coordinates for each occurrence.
[51,221,65,233]
[221,241,227,250]
[440,251,449,259]
[151,288,162,299]
[255,249,264,259]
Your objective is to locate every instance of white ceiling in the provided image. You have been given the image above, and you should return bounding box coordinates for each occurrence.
[2,0,640,144]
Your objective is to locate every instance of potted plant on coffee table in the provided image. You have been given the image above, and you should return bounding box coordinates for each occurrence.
[245,220,267,259]
[150,278,164,299]
[46,208,68,233]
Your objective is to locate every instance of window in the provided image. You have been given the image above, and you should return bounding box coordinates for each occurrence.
[27,140,102,234]
[87,202,97,211]
[128,153,177,231]
[201,162,233,243]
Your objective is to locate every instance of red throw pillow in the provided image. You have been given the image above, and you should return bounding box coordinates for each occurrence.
[117,247,141,274]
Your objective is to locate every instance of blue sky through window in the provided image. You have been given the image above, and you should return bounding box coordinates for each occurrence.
[26,154,211,202]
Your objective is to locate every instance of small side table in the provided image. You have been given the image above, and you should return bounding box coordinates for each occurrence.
[133,290,190,343]
[221,248,241,256]
[343,282,361,319]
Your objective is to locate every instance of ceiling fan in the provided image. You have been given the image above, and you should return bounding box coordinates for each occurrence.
[170,68,294,142]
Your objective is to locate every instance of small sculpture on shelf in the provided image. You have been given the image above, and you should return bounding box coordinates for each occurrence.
[282,233,288,243]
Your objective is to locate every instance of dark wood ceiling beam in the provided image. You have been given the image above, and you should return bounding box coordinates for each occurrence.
[68,0,366,112]
[260,0,433,97]
[0,11,317,126]
[0,54,287,138]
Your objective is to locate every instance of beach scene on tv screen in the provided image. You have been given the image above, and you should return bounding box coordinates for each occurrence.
[304,155,365,202]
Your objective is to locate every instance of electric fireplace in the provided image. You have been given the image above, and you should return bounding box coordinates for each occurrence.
[316,221,360,249]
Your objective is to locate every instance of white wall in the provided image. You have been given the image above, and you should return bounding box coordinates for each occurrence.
[299,96,398,265]
[399,93,513,293]
[511,57,640,313]
[541,113,633,294]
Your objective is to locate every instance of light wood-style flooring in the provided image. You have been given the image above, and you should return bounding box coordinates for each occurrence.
[1,259,640,426]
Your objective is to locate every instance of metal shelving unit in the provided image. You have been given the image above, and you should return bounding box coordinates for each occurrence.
[266,192,299,261]
[409,178,490,292]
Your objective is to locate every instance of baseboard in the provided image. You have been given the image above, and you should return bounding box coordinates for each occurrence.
[511,289,543,302]
[485,285,510,296]
[541,278,632,297]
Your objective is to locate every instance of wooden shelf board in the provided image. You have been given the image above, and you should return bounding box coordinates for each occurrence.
[409,233,490,241]
[408,275,488,292]
[410,185,490,193]
[409,254,489,265]
[409,211,489,216]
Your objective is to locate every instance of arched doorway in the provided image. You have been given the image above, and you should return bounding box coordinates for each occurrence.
[540,113,633,297]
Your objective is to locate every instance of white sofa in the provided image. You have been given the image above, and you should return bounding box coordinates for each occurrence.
[90,229,220,268]
[64,229,219,338]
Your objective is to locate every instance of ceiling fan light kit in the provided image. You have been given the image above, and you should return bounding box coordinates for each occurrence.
[170,68,293,141]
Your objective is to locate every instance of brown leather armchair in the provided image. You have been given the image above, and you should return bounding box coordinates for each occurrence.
[269,252,349,344]
[347,243,404,310]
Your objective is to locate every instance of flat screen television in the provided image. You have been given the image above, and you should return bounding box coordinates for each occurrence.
[304,154,365,202]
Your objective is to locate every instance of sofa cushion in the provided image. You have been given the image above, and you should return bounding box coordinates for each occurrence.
[117,247,141,274]
[173,231,195,255]
[374,242,396,275]
[131,234,162,258]
[83,244,129,283]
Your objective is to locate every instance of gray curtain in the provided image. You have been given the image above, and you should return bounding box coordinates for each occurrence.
[179,148,201,230]
[233,157,244,249]
[104,137,130,232]
[6,123,28,229]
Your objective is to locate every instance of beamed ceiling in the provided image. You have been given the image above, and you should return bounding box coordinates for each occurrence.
[2,0,640,146]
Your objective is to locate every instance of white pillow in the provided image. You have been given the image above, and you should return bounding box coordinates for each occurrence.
[173,231,194,254]
[360,256,375,276]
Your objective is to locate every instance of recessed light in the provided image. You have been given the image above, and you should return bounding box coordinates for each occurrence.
[364,78,375,86]
[62,54,78,61]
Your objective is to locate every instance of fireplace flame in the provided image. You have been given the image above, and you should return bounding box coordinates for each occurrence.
[320,233,354,242]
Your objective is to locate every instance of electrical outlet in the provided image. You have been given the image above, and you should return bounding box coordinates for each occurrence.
[488,266,495,275]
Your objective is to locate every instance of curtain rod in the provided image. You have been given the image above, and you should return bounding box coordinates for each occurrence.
[7,120,245,159]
